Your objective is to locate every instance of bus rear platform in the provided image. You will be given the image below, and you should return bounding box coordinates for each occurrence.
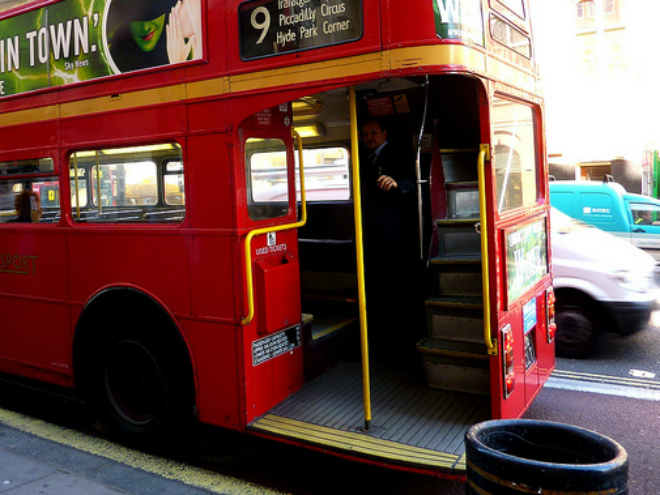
[248,360,490,476]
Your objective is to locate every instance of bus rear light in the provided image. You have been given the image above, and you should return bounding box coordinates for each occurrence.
[546,287,556,343]
[501,324,515,398]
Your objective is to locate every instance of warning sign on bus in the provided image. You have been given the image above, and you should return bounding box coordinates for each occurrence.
[239,0,363,60]
[0,0,203,97]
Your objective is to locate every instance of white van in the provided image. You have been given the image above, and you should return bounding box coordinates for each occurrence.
[551,207,660,358]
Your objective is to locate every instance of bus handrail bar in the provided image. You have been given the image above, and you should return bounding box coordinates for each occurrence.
[478,144,498,355]
[241,130,307,326]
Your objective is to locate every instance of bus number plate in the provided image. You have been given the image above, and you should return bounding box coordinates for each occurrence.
[252,325,301,366]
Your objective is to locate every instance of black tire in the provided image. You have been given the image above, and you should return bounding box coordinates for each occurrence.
[555,292,601,359]
[82,323,194,447]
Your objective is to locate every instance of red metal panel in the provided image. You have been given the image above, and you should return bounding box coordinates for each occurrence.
[255,254,301,334]
[60,104,186,147]
[185,319,242,429]
[190,234,237,320]
[0,229,72,384]
[67,231,192,315]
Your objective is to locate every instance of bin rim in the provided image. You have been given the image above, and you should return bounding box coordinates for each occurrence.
[465,419,628,472]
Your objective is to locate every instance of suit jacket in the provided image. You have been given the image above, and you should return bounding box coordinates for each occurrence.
[360,141,417,251]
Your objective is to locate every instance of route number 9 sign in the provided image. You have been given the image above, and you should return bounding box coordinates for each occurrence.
[239,0,363,60]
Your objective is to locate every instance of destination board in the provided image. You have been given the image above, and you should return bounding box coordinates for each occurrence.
[239,0,362,60]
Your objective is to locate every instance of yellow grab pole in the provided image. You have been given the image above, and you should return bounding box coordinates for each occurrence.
[241,130,307,326]
[349,86,372,430]
[478,144,498,355]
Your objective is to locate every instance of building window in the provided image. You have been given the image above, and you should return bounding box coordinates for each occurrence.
[577,1,595,18]
[604,0,615,14]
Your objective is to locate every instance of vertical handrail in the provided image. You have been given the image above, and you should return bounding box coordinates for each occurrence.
[241,130,307,326]
[95,151,102,214]
[415,76,430,260]
[73,154,81,221]
[349,86,372,431]
[478,144,498,355]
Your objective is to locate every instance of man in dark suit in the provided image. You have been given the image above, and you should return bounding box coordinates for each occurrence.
[360,119,422,361]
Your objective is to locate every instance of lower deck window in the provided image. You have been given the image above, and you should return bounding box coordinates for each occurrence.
[69,143,185,223]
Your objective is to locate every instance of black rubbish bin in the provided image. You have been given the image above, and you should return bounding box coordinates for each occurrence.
[465,419,628,495]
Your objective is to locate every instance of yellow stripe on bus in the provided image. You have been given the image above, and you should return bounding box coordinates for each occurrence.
[0,44,535,130]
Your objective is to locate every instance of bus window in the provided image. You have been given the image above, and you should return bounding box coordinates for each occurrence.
[246,138,290,220]
[490,14,531,57]
[295,147,350,201]
[496,0,526,18]
[69,143,185,223]
[0,158,57,223]
[493,99,538,213]
[164,161,185,205]
[92,161,158,206]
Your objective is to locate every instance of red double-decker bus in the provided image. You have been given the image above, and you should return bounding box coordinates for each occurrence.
[0,0,555,477]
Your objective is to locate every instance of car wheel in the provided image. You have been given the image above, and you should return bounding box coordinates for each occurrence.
[555,293,601,359]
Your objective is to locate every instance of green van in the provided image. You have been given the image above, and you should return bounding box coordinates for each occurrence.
[550,180,660,260]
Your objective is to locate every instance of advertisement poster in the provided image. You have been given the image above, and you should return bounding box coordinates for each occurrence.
[0,0,203,98]
[505,218,548,304]
[433,0,484,46]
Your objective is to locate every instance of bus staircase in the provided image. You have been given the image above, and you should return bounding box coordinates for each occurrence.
[416,215,491,396]
[248,216,491,475]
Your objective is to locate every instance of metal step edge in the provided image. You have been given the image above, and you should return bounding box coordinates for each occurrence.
[249,414,465,471]
[417,339,489,360]
[430,255,482,265]
[425,297,483,309]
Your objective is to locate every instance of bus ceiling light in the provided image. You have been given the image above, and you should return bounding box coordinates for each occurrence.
[501,324,515,398]
[545,287,557,343]
[294,123,326,138]
[73,144,175,158]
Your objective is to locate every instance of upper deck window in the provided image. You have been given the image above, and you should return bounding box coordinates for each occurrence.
[495,0,525,19]
[490,14,531,58]
[493,98,538,213]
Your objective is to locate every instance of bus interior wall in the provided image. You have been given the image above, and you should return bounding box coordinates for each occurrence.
[295,75,485,385]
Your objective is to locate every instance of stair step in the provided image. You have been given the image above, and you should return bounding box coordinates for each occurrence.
[425,296,482,310]
[430,255,481,265]
[417,338,488,359]
[427,308,484,343]
[435,218,481,257]
[417,338,490,395]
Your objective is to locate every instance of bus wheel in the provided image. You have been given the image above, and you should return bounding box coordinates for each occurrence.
[84,327,194,446]
[555,293,601,359]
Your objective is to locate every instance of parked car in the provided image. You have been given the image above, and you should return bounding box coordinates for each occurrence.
[550,180,660,260]
[551,207,660,358]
